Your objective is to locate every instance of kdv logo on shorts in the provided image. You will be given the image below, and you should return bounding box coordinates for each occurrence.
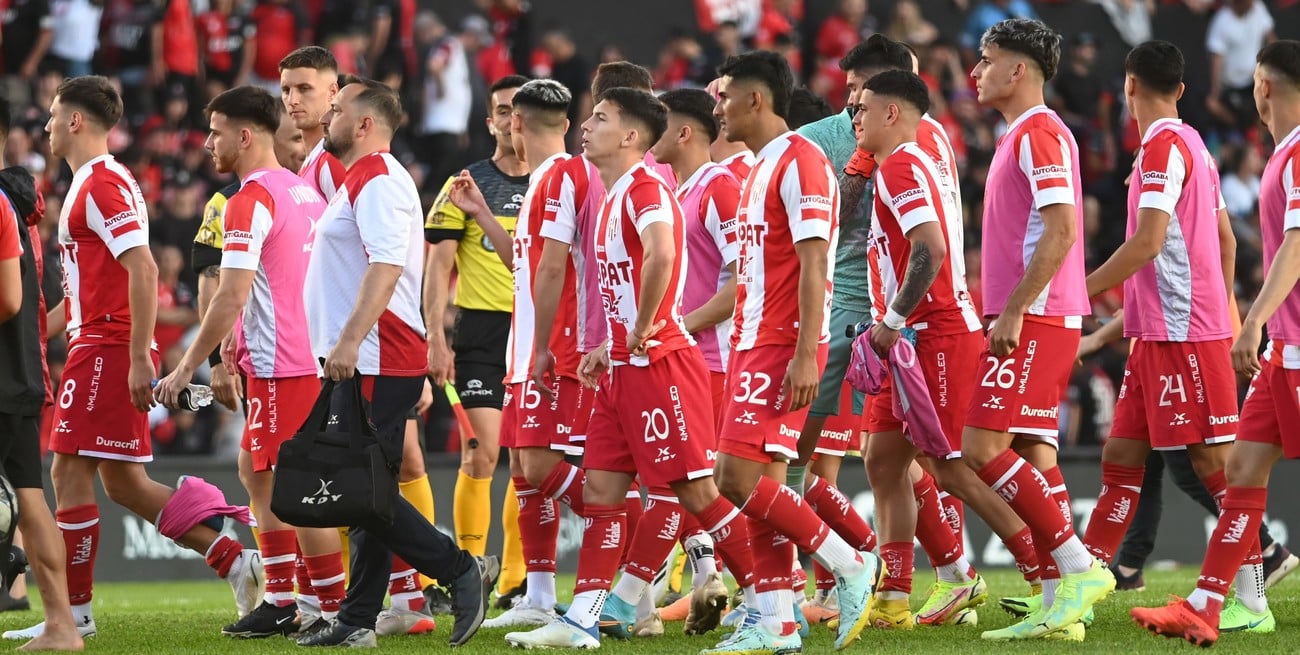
[302,479,343,505]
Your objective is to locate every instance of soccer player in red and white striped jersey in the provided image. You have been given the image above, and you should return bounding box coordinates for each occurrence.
[708,51,879,653]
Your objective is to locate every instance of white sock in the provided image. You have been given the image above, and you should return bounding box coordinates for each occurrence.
[297,593,320,617]
[812,532,863,577]
[743,585,758,608]
[685,532,718,587]
[72,602,93,624]
[1042,578,1059,606]
[1187,588,1224,611]
[321,609,338,621]
[757,589,795,634]
[527,571,557,610]
[612,572,651,607]
[636,588,656,620]
[1050,537,1094,575]
[566,590,608,630]
[936,556,974,583]
[1234,563,1268,613]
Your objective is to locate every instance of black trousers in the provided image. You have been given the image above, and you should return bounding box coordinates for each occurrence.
[328,376,471,629]
[1115,448,1274,570]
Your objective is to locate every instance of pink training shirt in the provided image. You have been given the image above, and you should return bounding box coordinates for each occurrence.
[981,105,1089,319]
[1259,124,1300,366]
[677,162,740,373]
[1124,119,1232,342]
[222,167,325,378]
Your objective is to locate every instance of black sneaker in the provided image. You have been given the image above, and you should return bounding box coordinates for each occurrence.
[1263,543,1300,589]
[295,619,376,648]
[423,585,454,615]
[222,601,298,638]
[2,546,27,590]
[0,594,29,612]
[494,580,526,610]
[291,613,328,642]
[448,555,499,647]
[1109,565,1145,591]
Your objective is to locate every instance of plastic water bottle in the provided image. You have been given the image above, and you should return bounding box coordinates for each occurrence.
[178,384,214,411]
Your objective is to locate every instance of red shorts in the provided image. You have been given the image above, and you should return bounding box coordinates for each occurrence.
[718,343,829,463]
[584,348,717,487]
[241,375,321,472]
[863,330,981,455]
[965,318,1078,446]
[1238,355,1300,458]
[50,344,156,462]
[815,380,862,457]
[500,377,582,455]
[1110,339,1238,449]
[569,378,591,453]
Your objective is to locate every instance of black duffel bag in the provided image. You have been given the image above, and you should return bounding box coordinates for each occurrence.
[270,378,398,527]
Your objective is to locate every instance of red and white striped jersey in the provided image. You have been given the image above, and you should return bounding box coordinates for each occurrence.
[299,138,345,201]
[596,162,693,366]
[505,153,580,383]
[732,132,839,351]
[57,155,150,346]
[677,162,740,373]
[539,154,608,353]
[719,150,755,183]
[871,143,980,336]
[304,151,426,376]
[1259,124,1300,361]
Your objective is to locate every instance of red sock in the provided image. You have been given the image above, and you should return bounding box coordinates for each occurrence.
[976,451,1076,551]
[913,472,962,568]
[304,552,346,616]
[57,504,99,605]
[389,556,426,611]
[1082,462,1144,563]
[1202,469,1227,509]
[806,475,877,551]
[514,477,559,574]
[259,529,299,607]
[624,491,684,582]
[294,546,316,606]
[694,496,754,589]
[1041,466,1073,524]
[812,561,835,592]
[574,503,626,594]
[623,483,644,565]
[205,534,244,578]
[740,476,831,552]
[879,542,914,594]
[1198,487,1267,596]
[539,461,586,517]
[749,518,793,594]
[937,490,964,536]
[1004,527,1040,583]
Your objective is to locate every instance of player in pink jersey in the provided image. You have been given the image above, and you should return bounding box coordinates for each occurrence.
[708,51,879,654]
[852,69,991,629]
[963,20,1116,641]
[301,78,496,649]
[280,46,346,202]
[18,76,262,642]
[507,87,758,650]
[1131,40,1300,647]
[448,79,584,629]
[153,86,349,641]
[1076,44,1254,632]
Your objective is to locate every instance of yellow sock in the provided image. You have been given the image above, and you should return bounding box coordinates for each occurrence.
[248,500,261,549]
[400,475,438,589]
[339,527,350,585]
[497,479,525,595]
[454,471,492,556]
[669,547,687,595]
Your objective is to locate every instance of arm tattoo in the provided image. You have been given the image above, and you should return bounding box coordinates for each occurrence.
[200,265,221,278]
[839,173,870,217]
[891,241,941,318]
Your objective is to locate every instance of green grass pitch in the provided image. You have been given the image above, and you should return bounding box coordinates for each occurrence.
[5,569,1300,653]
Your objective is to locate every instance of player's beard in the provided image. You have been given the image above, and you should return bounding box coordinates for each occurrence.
[323,130,351,159]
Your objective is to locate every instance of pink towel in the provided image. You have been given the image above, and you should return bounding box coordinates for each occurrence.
[846,332,955,460]
[156,475,254,540]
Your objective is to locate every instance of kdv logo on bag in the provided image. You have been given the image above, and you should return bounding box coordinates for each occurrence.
[302,479,343,505]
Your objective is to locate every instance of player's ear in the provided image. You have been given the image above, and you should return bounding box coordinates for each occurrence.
[679,123,691,145]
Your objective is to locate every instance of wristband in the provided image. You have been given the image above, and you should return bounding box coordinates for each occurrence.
[883,308,907,331]
[208,348,223,368]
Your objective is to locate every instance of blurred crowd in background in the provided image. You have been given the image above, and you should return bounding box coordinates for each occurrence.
[2,0,1287,458]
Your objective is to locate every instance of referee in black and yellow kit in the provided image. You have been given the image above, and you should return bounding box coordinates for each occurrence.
[423,74,531,606]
